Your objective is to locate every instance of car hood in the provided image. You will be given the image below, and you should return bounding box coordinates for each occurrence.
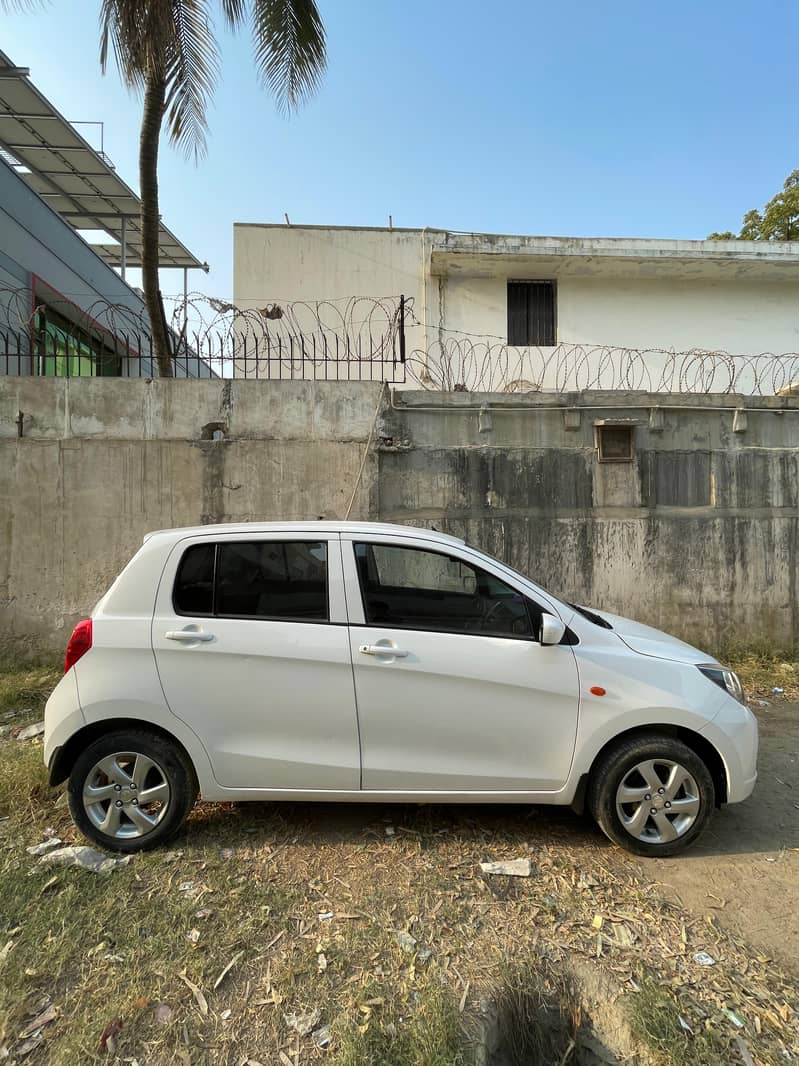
[576,606,717,666]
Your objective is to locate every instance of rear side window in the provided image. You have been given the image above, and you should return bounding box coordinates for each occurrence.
[173,544,215,615]
[172,541,328,622]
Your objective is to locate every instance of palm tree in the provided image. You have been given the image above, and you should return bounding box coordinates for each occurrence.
[4,1,326,376]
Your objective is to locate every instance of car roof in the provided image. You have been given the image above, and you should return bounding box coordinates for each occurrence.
[142,521,465,546]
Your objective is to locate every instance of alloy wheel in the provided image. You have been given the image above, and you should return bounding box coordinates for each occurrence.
[615,758,701,845]
[82,751,171,840]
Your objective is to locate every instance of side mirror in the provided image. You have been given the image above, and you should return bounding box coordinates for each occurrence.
[540,614,566,646]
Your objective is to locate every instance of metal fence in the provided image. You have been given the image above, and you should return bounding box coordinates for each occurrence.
[2,286,799,395]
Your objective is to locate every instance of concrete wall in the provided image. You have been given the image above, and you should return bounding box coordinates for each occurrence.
[0,379,382,655]
[2,379,797,656]
[378,391,799,650]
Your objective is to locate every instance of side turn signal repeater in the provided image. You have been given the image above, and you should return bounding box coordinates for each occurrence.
[590,686,606,697]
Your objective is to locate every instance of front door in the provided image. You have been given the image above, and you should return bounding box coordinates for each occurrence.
[343,536,580,792]
[152,534,360,790]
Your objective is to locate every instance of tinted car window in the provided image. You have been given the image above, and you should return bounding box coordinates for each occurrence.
[354,542,535,638]
[173,543,215,615]
[216,541,328,621]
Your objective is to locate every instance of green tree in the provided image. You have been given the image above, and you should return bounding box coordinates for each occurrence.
[3,0,326,376]
[708,170,799,242]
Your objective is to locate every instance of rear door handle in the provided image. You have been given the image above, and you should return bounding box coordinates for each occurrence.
[359,644,408,658]
[165,630,215,643]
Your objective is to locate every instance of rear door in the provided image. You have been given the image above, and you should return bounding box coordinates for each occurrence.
[152,533,360,790]
[342,534,580,792]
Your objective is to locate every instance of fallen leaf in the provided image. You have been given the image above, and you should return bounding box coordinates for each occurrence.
[98,1018,123,1052]
[178,973,208,1016]
[214,950,244,990]
[19,1005,57,1039]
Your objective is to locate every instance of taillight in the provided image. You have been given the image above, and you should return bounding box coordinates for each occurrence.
[64,619,92,673]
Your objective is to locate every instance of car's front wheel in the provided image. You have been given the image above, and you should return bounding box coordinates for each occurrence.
[588,734,714,856]
[68,730,197,853]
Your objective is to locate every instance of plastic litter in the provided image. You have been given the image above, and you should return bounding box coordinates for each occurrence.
[17,722,45,740]
[693,951,716,966]
[38,846,130,875]
[479,859,532,877]
[313,1024,331,1048]
[284,1008,321,1036]
[26,837,62,856]
[395,930,417,952]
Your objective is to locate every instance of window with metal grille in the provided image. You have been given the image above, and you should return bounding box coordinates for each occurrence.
[507,281,556,346]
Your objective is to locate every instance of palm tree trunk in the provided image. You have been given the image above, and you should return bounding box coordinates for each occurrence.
[139,68,173,377]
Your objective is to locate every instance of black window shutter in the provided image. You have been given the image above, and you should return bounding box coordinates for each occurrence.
[507,281,556,346]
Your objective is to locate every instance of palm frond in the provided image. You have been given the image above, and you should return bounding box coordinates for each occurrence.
[221,0,247,26]
[0,0,48,10]
[164,0,220,159]
[252,0,327,114]
[99,0,174,89]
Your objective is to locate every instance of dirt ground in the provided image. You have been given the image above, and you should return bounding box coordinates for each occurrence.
[650,701,799,978]
[259,700,799,977]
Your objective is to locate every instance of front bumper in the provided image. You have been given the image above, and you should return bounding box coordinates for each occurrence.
[701,698,759,804]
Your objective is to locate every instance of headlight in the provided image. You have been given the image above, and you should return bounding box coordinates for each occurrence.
[698,664,746,704]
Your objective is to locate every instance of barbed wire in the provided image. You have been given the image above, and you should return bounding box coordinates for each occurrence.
[2,286,798,395]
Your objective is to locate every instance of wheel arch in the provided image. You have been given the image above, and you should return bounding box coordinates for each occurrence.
[580,724,728,812]
[49,718,200,793]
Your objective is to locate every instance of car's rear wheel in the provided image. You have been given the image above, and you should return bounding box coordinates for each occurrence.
[588,734,715,856]
[68,730,197,853]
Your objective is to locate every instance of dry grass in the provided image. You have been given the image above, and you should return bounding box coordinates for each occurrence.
[726,649,799,702]
[0,665,797,1065]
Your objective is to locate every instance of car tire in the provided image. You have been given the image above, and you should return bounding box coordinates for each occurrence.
[588,734,714,857]
[68,729,198,853]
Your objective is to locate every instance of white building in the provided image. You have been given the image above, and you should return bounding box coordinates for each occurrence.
[233,224,799,392]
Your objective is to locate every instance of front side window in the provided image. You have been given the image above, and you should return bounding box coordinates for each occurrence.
[354,542,537,639]
[172,540,328,622]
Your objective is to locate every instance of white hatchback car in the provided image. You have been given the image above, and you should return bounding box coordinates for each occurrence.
[44,522,758,857]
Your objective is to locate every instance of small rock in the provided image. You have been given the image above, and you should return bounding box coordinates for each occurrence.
[384,825,396,837]
[284,1008,321,1037]
[17,722,45,741]
[772,687,785,695]
[187,928,200,944]
[26,838,62,856]
[480,859,532,877]
[395,929,417,953]
[39,846,130,875]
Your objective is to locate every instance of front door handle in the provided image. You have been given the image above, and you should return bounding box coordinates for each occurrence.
[165,630,214,643]
[359,643,408,658]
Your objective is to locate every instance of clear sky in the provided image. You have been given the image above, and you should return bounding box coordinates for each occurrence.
[3,0,798,303]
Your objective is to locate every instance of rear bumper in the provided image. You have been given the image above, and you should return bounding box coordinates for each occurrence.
[43,670,84,781]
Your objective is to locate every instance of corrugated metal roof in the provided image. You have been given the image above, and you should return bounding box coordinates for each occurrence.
[0,48,206,271]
